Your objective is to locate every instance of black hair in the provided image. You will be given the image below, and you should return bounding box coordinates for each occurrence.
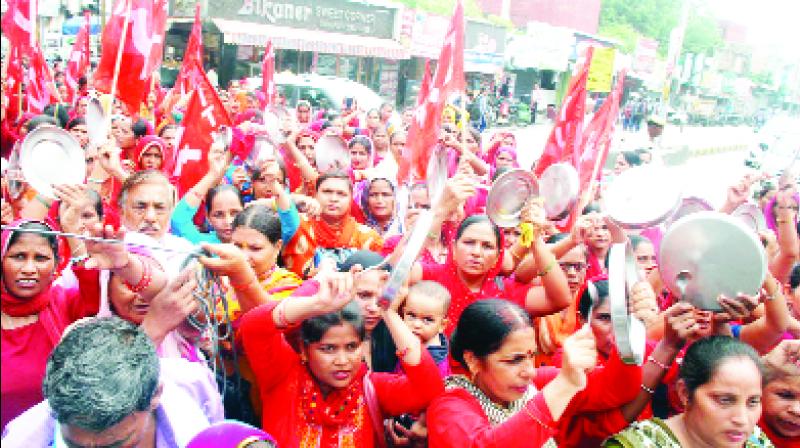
[579,279,609,319]
[582,202,602,215]
[492,166,513,182]
[628,234,651,252]
[790,263,800,290]
[66,116,86,130]
[546,232,569,244]
[450,299,531,369]
[25,115,59,132]
[389,130,407,144]
[348,135,373,153]
[679,335,764,398]
[158,124,178,137]
[316,170,352,193]
[7,222,60,266]
[43,104,70,128]
[339,250,391,273]
[252,157,287,187]
[132,119,149,139]
[205,184,244,213]
[301,300,365,345]
[455,215,501,249]
[232,204,282,244]
[43,317,159,432]
[84,188,104,219]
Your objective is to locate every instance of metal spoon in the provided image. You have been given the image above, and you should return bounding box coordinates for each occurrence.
[0,225,204,258]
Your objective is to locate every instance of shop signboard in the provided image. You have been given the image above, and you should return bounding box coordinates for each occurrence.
[464,20,505,73]
[202,0,396,39]
[587,47,615,92]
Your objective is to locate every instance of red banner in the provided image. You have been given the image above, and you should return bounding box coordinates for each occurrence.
[3,45,26,121]
[94,0,168,114]
[261,40,275,107]
[26,44,57,113]
[173,3,204,96]
[64,11,91,103]
[400,0,464,184]
[1,0,34,55]
[173,61,232,195]
[533,46,594,177]
[578,70,626,192]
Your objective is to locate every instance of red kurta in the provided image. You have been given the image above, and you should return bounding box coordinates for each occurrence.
[238,302,444,447]
[428,350,642,448]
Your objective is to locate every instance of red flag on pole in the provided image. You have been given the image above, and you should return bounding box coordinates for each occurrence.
[64,11,91,103]
[3,44,26,121]
[26,44,57,113]
[416,58,432,107]
[261,40,276,107]
[533,47,594,177]
[94,0,168,114]
[173,3,204,96]
[173,61,232,195]
[1,0,34,54]
[400,0,464,184]
[578,70,626,192]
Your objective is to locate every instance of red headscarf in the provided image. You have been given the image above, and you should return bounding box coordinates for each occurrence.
[132,135,175,175]
[1,219,70,316]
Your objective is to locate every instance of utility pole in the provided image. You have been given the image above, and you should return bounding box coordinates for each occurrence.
[663,0,690,109]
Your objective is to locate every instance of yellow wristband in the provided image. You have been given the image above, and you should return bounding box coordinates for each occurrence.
[519,222,534,248]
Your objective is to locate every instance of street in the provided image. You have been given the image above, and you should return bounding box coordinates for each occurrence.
[484,123,760,208]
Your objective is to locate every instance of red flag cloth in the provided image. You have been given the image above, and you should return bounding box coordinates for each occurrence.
[64,11,91,104]
[1,0,33,55]
[417,58,432,107]
[400,0,464,184]
[94,0,168,115]
[26,44,57,114]
[578,70,626,191]
[261,40,275,107]
[173,61,232,196]
[173,3,204,96]
[533,47,594,177]
[3,44,26,121]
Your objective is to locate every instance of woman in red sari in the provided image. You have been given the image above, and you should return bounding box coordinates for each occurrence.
[759,339,800,448]
[199,246,444,447]
[427,299,639,448]
[1,219,168,430]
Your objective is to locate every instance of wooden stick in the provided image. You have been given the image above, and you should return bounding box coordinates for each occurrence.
[107,0,132,126]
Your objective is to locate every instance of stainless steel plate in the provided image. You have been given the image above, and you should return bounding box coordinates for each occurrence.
[426,146,448,205]
[608,241,646,365]
[604,165,682,229]
[85,97,106,148]
[731,202,767,234]
[20,127,85,199]
[659,211,767,311]
[486,168,538,228]
[315,135,350,173]
[539,162,579,221]
[665,196,714,228]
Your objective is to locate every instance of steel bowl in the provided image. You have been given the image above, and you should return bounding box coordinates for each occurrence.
[664,196,714,228]
[731,202,767,234]
[20,126,85,199]
[486,168,538,228]
[539,162,579,221]
[604,165,682,229]
[315,135,350,174]
[608,241,646,365]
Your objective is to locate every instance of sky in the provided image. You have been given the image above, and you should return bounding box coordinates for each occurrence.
[707,0,800,51]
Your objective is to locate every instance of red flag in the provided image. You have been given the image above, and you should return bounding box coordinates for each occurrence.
[173,61,232,195]
[400,1,464,184]
[578,70,626,192]
[1,0,34,54]
[533,47,594,177]
[3,45,26,121]
[416,58,432,107]
[64,11,91,103]
[94,0,168,114]
[261,40,275,106]
[26,44,58,113]
[173,3,204,96]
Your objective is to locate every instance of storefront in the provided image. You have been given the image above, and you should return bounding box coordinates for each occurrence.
[463,19,506,92]
[164,0,408,98]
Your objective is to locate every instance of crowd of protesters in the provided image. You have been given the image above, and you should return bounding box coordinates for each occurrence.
[1,43,799,448]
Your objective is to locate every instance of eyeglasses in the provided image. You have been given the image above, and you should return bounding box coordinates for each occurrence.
[559,262,587,272]
[408,203,431,210]
[297,144,314,150]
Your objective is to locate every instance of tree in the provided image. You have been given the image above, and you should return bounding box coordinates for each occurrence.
[683,13,723,55]
[599,0,681,57]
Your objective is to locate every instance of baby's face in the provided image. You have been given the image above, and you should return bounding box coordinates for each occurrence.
[402,292,447,345]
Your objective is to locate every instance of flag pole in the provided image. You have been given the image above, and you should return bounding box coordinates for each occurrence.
[107,0,132,124]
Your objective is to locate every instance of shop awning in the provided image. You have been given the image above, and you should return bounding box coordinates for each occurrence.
[212,19,410,60]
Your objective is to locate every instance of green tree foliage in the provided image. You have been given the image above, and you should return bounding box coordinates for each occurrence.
[599,0,723,57]
[391,0,485,18]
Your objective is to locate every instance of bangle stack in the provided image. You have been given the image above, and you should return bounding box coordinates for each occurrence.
[123,258,152,293]
[647,354,670,370]
[275,301,298,329]
[641,384,656,395]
